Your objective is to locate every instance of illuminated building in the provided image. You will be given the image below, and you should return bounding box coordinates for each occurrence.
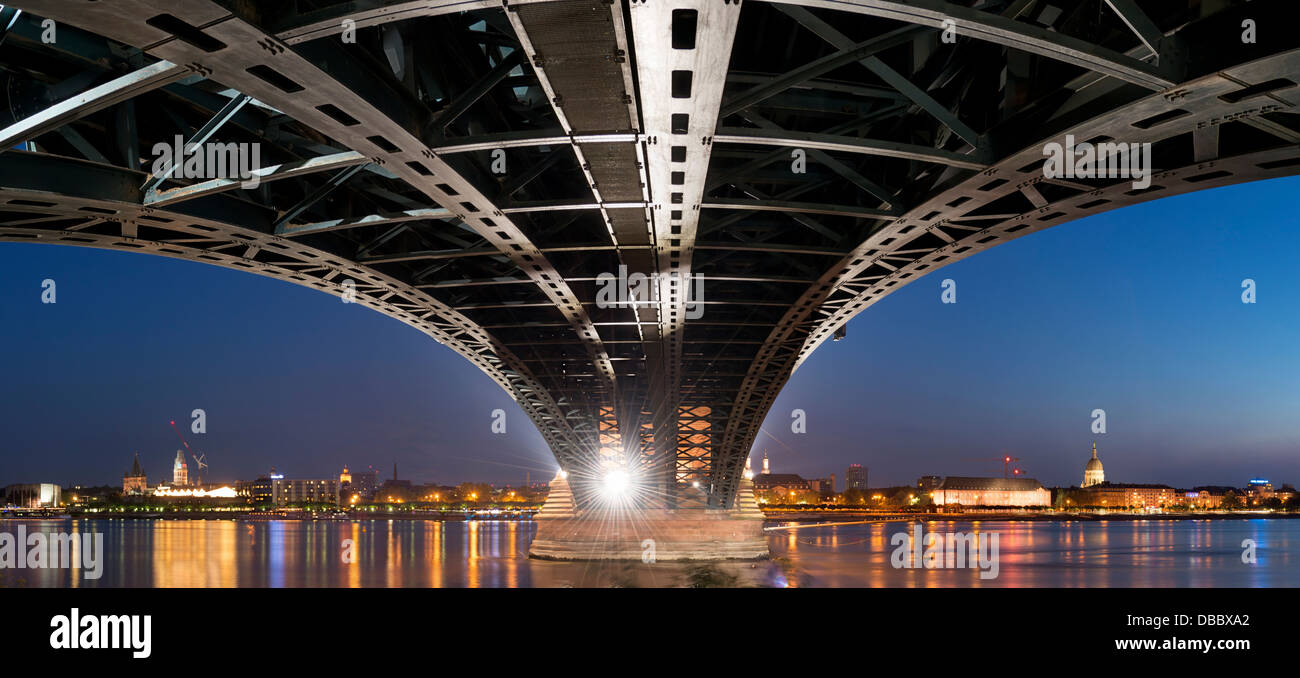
[1077,482,1176,508]
[806,477,835,494]
[1186,486,1236,508]
[752,474,810,502]
[172,449,189,486]
[3,483,62,508]
[338,466,357,502]
[272,477,341,506]
[122,453,147,495]
[236,474,275,503]
[1246,478,1274,503]
[932,477,1051,507]
[746,452,821,501]
[846,464,868,490]
[1178,489,1221,509]
[351,467,379,499]
[1082,442,1105,487]
[153,486,238,498]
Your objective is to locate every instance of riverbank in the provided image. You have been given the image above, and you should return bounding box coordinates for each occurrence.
[1,508,539,521]
[762,509,1297,522]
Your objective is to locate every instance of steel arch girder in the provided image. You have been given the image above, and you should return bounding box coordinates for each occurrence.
[12,0,618,433]
[0,151,593,470]
[712,46,1300,506]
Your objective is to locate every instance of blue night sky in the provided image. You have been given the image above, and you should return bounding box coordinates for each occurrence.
[2,176,1299,489]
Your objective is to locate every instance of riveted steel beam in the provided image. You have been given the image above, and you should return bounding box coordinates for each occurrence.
[145,151,369,207]
[0,60,191,152]
[713,127,986,169]
[629,0,742,502]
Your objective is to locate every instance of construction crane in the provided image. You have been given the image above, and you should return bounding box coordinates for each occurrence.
[169,419,208,484]
[960,455,1025,478]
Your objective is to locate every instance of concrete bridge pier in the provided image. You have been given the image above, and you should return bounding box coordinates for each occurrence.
[528,471,769,561]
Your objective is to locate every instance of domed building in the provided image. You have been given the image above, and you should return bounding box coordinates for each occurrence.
[1082,442,1105,487]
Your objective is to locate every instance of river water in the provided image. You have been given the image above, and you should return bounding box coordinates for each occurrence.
[1,517,1295,587]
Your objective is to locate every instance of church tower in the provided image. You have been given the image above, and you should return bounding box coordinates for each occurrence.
[123,453,147,494]
[1082,442,1105,487]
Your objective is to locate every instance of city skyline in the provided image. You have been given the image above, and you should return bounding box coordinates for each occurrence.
[3,178,1300,488]
[14,439,1291,496]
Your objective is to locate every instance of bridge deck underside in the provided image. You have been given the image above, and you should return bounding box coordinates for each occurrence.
[3,0,1300,507]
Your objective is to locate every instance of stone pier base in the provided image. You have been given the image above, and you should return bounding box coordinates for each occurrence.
[528,472,769,561]
[529,508,769,561]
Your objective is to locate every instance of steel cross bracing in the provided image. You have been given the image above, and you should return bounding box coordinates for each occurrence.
[3,0,1300,507]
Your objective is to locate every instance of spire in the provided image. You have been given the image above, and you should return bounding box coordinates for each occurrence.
[1091,442,1098,459]
[130,452,142,477]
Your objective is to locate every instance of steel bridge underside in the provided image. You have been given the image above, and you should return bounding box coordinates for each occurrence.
[3,0,1300,507]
